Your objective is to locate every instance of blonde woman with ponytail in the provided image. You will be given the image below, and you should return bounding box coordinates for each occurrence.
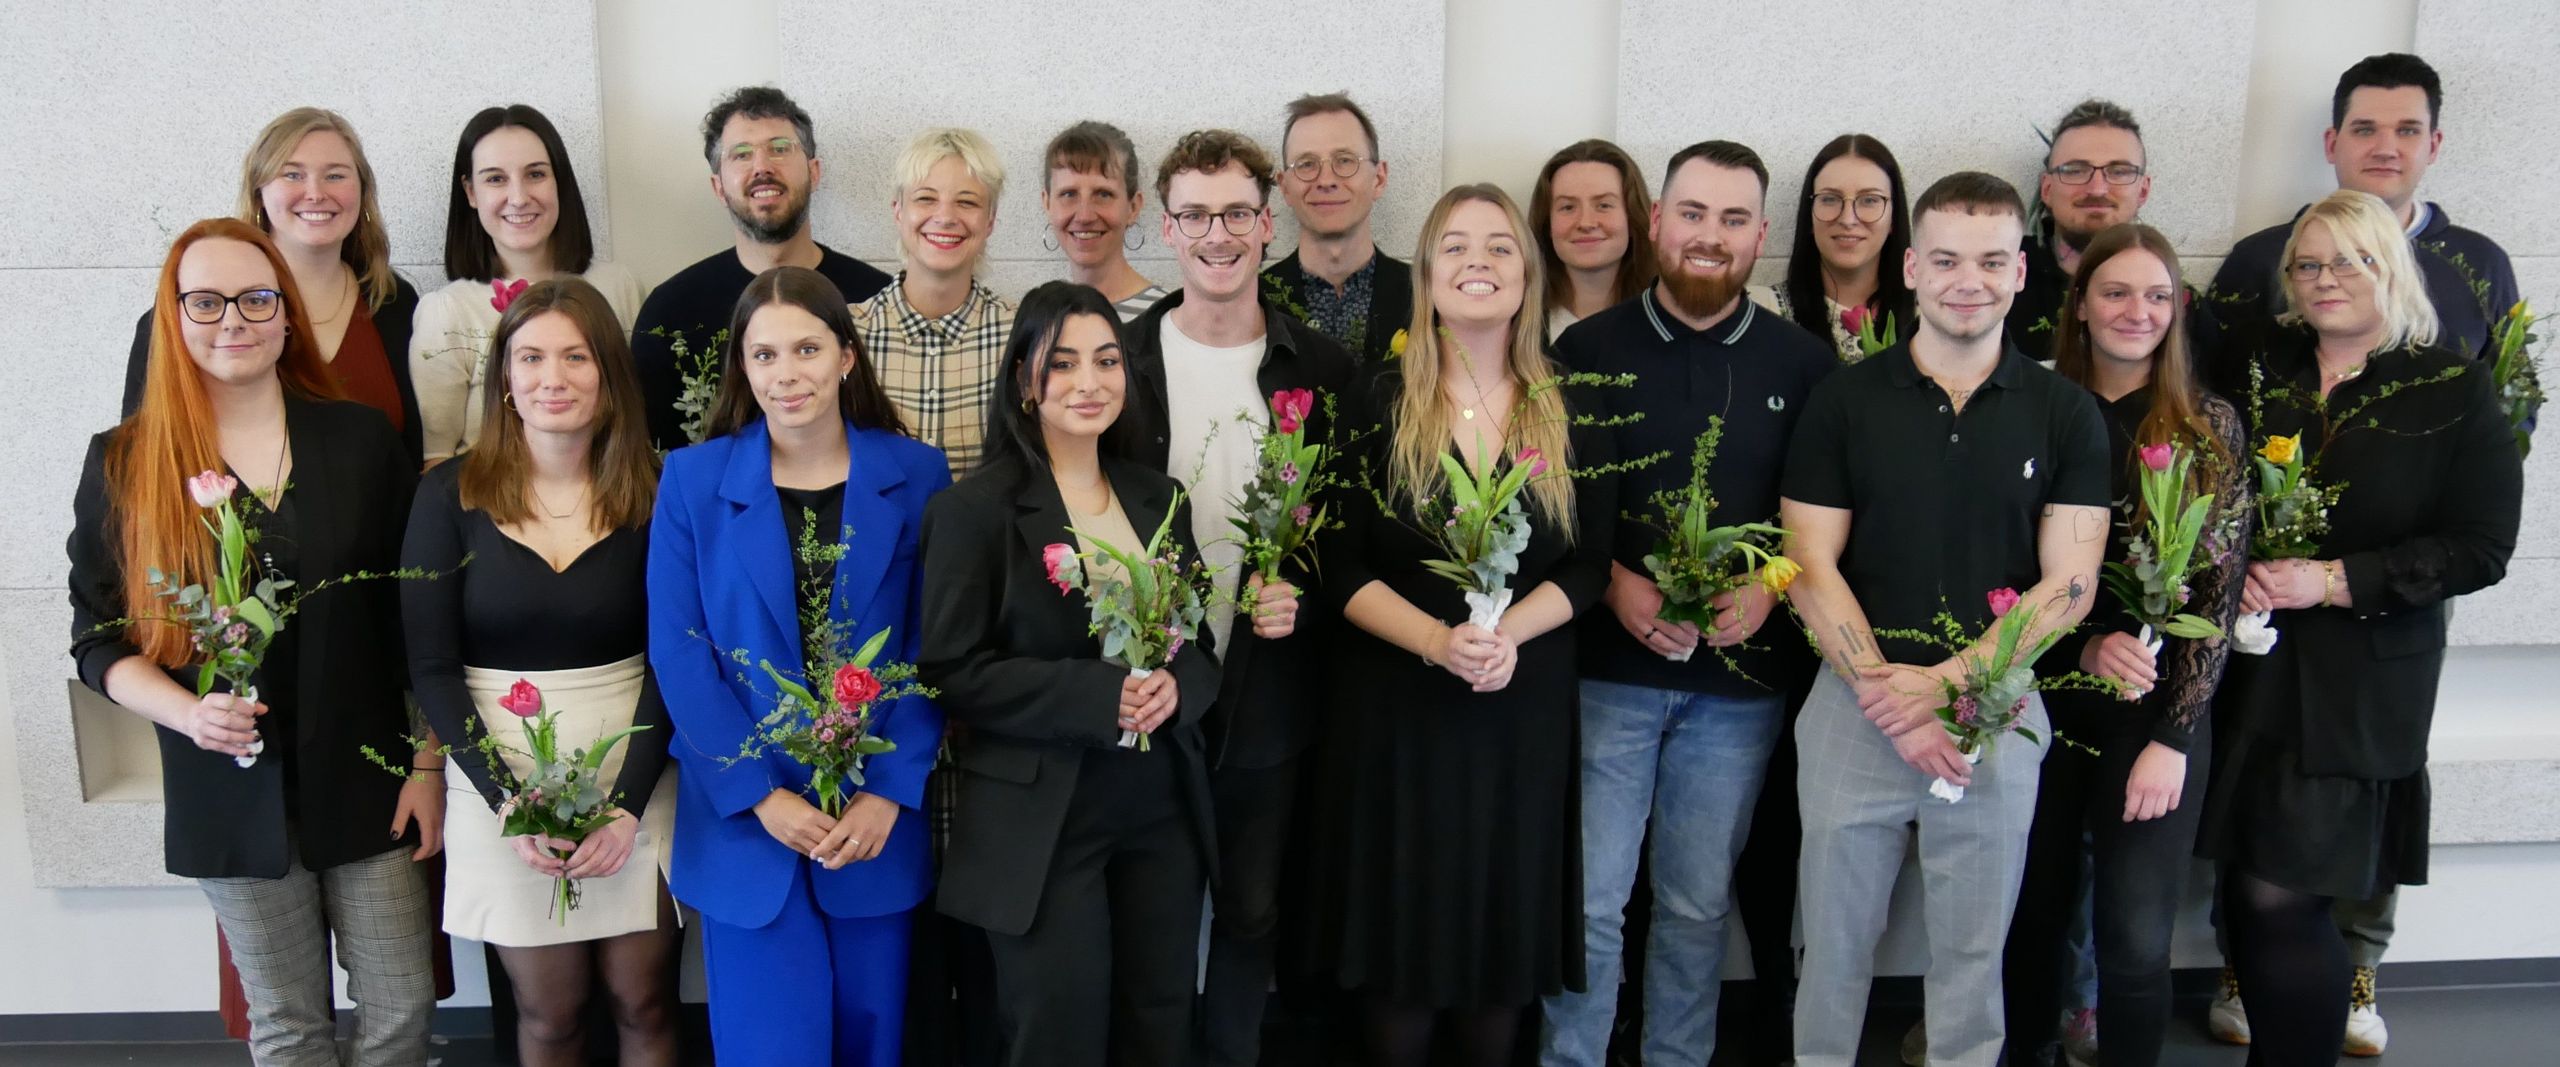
[1301,184,1616,1067]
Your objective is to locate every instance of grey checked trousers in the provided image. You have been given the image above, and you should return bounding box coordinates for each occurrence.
[196,845,435,1066]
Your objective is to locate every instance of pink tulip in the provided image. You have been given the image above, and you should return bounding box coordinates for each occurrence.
[1515,447,1548,478]
[1270,389,1315,434]
[1042,543,1079,594]
[187,470,239,509]
[1986,587,2021,618]
[2139,443,2175,472]
[499,679,544,718]
[490,278,530,313]
[1841,304,1871,336]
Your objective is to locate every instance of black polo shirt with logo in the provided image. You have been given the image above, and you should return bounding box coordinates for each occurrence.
[1560,289,1837,696]
[1780,341,2110,666]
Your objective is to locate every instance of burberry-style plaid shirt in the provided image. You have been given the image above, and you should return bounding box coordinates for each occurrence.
[851,273,1015,480]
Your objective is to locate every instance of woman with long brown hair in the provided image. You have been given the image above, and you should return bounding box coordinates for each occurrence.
[1302,184,1615,1066]
[1530,139,1656,338]
[401,278,678,1065]
[71,218,438,1063]
[1999,223,2249,1067]
[120,108,426,466]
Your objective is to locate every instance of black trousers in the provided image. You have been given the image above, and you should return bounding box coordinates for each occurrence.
[1201,756,1304,1067]
[985,778,1207,1067]
[2001,712,2211,1067]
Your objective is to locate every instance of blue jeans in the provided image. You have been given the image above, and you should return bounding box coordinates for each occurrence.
[1539,679,1785,1067]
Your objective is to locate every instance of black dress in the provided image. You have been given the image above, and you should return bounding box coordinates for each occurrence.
[2195,326,2522,899]
[1301,365,1616,1007]
[399,462,669,815]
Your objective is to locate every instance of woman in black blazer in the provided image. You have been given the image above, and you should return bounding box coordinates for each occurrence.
[120,107,425,468]
[920,281,1219,1067]
[70,219,439,1063]
[2197,191,2521,1066]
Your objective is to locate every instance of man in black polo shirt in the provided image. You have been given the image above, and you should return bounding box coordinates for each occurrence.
[1261,92,1413,364]
[2211,53,2519,363]
[1118,128,1356,1067]
[1538,139,1832,1067]
[1779,172,2110,1067]
[629,85,894,450]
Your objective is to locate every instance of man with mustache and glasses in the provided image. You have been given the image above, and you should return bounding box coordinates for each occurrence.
[2007,100,2208,359]
[1118,128,1355,1067]
[1779,173,2110,1067]
[2212,53,2518,366]
[631,85,894,451]
[1540,140,1833,1067]
[1262,92,1414,364]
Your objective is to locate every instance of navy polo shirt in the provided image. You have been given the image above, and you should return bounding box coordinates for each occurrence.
[1561,290,1837,696]
[1780,341,2110,666]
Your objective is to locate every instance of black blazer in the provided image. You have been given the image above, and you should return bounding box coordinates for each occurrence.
[919,451,1221,935]
[2220,327,2521,779]
[1262,248,1414,365]
[69,396,421,878]
[1123,290,1358,768]
[122,275,426,468]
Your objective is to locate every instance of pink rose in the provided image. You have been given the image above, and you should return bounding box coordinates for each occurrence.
[1515,447,1548,478]
[1841,303,1871,336]
[1986,587,2021,619]
[187,470,239,509]
[833,664,883,710]
[1271,389,1315,435]
[2139,443,2175,472]
[499,679,544,718]
[490,278,530,313]
[1042,543,1079,594]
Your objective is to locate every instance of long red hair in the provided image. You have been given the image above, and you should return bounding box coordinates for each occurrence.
[109,218,342,667]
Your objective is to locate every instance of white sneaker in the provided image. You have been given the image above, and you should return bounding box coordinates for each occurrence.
[1900,1019,1927,1066]
[2208,966,2251,1045]
[2345,966,2388,1056]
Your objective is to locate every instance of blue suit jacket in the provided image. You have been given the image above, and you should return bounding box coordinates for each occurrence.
[648,418,951,929]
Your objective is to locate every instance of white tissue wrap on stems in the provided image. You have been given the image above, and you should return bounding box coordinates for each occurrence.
[1929,745,1984,803]
[1463,587,1513,632]
[2129,624,2164,701]
[2232,610,2280,655]
[1117,666,1152,749]
[235,682,263,768]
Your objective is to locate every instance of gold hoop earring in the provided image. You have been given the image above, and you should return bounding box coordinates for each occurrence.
[1021,395,1036,414]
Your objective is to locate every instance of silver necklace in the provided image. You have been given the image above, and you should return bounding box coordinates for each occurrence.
[528,480,586,520]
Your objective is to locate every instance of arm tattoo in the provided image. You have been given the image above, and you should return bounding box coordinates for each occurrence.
[2073,508,2107,544]
[1837,623,1870,657]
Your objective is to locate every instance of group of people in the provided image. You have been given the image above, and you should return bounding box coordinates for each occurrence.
[66,50,2524,1067]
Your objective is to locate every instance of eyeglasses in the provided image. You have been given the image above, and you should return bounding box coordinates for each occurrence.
[2288,253,2377,282]
[1811,192,1891,223]
[178,289,283,325]
[2046,161,2146,186]
[726,137,802,164]
[1171,207,1265,239]
[1286,155,1375,183]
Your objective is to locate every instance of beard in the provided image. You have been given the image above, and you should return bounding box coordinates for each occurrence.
[727,180,812,244]
[2054,200,2124,251]
[1655,242,1749,320]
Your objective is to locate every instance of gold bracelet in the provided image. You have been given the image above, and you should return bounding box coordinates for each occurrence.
[2321,560,2339,606]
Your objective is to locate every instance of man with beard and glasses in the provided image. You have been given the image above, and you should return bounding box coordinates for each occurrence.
[2007,100,2223,361]
[630,85,894,450]
[1262,92,1413,364]
[1779,172,2110,1067]
[1540,140,1833,1067]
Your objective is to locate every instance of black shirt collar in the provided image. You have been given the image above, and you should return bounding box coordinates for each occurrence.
[1640,287,1759,346]
[1879,340,2032,391]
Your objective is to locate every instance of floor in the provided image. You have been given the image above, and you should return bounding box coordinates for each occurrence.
[3,984,2553,1064]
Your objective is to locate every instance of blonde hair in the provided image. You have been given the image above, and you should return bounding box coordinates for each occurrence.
[1391,184,1577,541]
[2277,189,2439,352]
[235,107,398,311]
[896,127,1007,204]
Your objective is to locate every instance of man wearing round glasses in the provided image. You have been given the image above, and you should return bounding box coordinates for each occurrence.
[2005,99,2156,351]
[1262,92,1412,364]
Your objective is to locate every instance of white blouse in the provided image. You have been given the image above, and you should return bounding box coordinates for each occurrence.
[410,262,646,461]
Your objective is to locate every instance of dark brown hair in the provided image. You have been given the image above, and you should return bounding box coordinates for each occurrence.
[1784,133,1916,343]
[443,105,597,283]
[2052,223,2231,499]
[1529,139,1656,312]
[703,267,910,440]
[457,278,658,532]
[1154,129,1276,206]
[1911,170,2026,224]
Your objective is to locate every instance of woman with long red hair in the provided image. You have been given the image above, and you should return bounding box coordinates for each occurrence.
[70,218,441,1064]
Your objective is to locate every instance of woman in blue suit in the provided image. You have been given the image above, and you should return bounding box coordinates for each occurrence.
[648,265,950,1065]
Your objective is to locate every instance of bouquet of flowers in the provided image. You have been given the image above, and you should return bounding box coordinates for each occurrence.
[1841,304,1898,361]
[131,472,454,767]
[2234,431,2341,654]
[1227,388,1339,582]
[2489,300,2544,458]
[646,325,732,446]
[1881,588,2118,802]
[732,626,928,816]
[484,680,651,922]
[1637,417,1793,662]
[1416,447,1546,631]
[1044,491,1212,751]
[2100,443,2232,672]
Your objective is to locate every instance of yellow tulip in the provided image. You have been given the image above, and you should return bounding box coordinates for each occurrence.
[1760,556,1803,594]
[1389,328,1410,359]
[2259,434,2299,466]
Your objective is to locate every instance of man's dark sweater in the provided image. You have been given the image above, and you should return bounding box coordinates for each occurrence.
[629,243,893,450]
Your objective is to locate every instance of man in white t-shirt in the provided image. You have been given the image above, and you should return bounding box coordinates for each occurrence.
[1120,127,1355,1067]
